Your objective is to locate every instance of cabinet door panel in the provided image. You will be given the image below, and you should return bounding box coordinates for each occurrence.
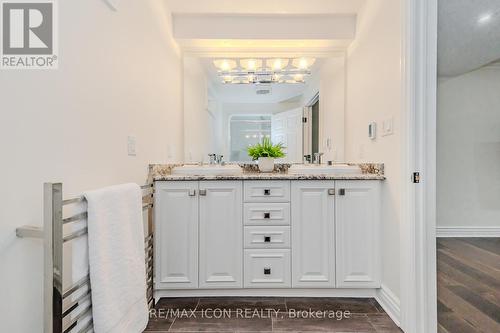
[335,181,381,288]
[199,181,243,288]
[291,181,335,288]
[155,181,198,289]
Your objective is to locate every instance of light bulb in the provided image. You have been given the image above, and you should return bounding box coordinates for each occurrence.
[292,57,315,70]
[293,74,304,82]
[247,59,257,71]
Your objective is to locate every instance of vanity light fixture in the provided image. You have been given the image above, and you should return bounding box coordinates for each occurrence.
[213,59,237,72]
[266,58,289,71]
[240,59,262,72]
[213,57,316,85]
[292,57,316,70]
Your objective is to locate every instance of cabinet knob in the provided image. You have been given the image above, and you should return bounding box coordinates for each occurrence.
[263,212,271,219]
[189,189,196,196]
[338,188,346,196]
[328,189,335,196]
[264,189,271,196]
[199,189,207,196]
[264,236,271,243]
[264,267,271,275]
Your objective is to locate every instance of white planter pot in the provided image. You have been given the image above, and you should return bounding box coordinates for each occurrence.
[258,157,275,173]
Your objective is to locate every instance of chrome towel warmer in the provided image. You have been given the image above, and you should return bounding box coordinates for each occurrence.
[16,182,155,333]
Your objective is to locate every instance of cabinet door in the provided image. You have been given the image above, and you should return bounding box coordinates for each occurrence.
[291,181,336,288]
[155,181,198,289]
[335,181,381,288]
[199,181,243,288]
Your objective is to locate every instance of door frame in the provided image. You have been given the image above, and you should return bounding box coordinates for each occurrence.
[400,0,438,332]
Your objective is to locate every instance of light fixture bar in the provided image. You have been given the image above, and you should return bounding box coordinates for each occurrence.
[214,57,315,84]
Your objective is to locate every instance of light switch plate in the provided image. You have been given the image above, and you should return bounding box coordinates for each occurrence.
[368,122,377,140]
[382,117,394,136]
[127,136,136,156]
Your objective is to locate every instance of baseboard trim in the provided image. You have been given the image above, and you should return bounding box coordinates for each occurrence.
[155,288,377,299]
[375,284,401,327]
[436,226,500,238]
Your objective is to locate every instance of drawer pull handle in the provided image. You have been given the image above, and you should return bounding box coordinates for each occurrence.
[338,188,346,196]
[264,189,271,196]
[328,189,335,196]
[189,189,196,196]
[264,236,271,243]
[264,267,271,275]
[199,189,207,196]
[263,212,271,219]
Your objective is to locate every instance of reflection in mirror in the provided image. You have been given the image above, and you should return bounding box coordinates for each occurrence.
[230,115,271,162]
[183,55,346,164]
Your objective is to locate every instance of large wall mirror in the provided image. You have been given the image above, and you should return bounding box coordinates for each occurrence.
[183,54,346,164]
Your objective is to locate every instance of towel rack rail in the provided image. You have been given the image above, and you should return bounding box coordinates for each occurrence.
[16,182,156,333]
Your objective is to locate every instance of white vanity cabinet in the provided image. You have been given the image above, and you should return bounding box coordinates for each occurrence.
[291,181,336,288]
[335,180,381,288]
[155,180,243,290]
[199,181,243,288]
[155,181,199,289]
[155,178,381,293]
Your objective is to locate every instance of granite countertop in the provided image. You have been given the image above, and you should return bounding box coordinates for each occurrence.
[148,163,385,181]
[152,173,385,181]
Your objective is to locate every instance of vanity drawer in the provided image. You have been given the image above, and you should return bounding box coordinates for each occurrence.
[244,181,290,202]
[244,249,291,288]
[244,203,290,226]
[244,226,291,249]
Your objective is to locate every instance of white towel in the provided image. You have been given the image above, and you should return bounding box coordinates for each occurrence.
[84,183,148,333]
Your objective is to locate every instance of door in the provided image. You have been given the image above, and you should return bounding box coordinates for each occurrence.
[271,108,303,163]
[155,181,198,289]
[335,180,381,288]
[291,181,336,287]
[199,181,243,288]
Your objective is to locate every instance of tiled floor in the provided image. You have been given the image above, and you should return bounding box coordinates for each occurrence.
[437,238,500,333]
[144,297,401,332]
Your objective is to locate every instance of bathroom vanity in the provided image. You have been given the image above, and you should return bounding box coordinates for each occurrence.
[151,164,384,297]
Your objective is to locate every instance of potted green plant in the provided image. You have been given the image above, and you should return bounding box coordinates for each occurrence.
[247,138,286,172]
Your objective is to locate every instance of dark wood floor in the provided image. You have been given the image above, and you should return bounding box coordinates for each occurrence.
[144,297,401,332]
[437,238,500,333]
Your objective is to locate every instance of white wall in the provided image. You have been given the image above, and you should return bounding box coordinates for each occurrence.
[344,0,402,298]
[437,65,500,227]
[0,1,183,332]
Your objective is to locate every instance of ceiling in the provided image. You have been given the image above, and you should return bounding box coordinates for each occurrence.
[438,0,500,76]
[165,0,367,54]
[200,58,324,104]
[165,0,366,14]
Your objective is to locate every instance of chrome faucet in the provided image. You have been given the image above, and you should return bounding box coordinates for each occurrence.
[208,154,224,165]
[313,152,324,165]
[208,154,216,165]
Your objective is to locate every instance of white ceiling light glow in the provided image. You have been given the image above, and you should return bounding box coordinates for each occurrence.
[213,57,315,85]
[477,12,493,25]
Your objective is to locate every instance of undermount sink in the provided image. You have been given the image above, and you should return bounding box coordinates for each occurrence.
[172,164,243,176]
[288,164,361,175]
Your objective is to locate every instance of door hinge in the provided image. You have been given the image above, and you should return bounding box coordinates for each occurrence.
[412,172,420,183]
[302,117,307,123]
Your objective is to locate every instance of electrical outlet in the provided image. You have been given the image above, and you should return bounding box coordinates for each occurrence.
[127,136,136,156]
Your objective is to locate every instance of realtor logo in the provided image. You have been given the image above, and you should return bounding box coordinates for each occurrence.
[1,0,58,69]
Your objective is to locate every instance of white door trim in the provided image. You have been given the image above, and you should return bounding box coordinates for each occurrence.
[400,0,437,332]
